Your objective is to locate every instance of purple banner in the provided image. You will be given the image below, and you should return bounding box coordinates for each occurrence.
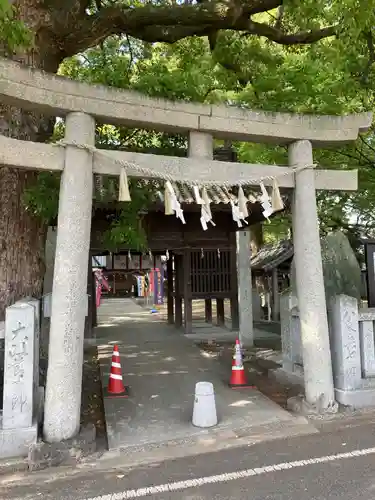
[153,269,159,305]
[152,267,165,305]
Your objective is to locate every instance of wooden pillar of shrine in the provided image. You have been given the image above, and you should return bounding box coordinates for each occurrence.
[230,243,240,330]
[183,249,193,334]
[216,298,225,326]
[174,254,183,328]
[167,254,174,324]
[205,299,212,323]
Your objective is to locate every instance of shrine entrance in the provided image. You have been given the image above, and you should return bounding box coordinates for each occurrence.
[0,56,371,449]
[89,174,279,338]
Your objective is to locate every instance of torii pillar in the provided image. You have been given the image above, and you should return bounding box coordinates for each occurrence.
[43,112,95,442]
[289,140,336,412]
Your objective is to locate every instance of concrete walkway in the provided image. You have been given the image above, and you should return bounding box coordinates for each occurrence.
[96,299,315,464]
[135,297,281,345]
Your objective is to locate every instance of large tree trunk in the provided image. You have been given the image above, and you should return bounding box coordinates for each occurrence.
[0,167,47,319]
[0,105,61,319]
[0,2,64,320]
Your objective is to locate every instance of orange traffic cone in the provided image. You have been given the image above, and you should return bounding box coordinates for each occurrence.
[229,339,254,389]
[106,345,129,398]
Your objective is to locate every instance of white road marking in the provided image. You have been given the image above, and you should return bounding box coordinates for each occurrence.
[84,446,375,500]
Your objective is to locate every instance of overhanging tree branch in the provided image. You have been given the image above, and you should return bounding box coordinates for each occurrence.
[361,31,375,85]
[61,0,337,56]
[242,21,336,45]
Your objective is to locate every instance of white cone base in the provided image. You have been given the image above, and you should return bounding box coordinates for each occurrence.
[192,381,218,428]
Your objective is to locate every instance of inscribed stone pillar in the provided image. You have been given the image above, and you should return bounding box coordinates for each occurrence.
[3,301,36,429]
[25,298,40,419]
[43,112,95,442]
[280,292,301,372]
[358,310,375,378]
[236,230,253,346]
[329,295,361,392]
[289,140,335,410]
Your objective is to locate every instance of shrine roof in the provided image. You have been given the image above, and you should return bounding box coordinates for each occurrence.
[251,239,294,272]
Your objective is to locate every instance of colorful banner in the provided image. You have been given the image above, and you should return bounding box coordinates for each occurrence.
[149,270,154,299]
[151,268,164,305]
[157,266,164,305]
[96,283,102,308]
[94,269,110,307]
[153,268,158,305]
[136,275,145,297]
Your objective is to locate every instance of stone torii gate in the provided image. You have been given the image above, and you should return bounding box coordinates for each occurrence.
[0,57,372,442]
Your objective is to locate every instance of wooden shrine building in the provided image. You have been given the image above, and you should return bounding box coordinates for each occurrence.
[90,147,284,334]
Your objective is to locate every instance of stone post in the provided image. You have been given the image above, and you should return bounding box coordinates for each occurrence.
[358,310,375,377]
[188,131,213,159]
[236,230,253,346]
[43,112,95,442]
[3,301,36,430]
[330,295,361,393]
[280,292,301,373]
[289,140,336,410]
[26,298,41,420]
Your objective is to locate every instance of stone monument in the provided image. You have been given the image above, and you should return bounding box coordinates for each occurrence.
[0,300,40,458]
[291,230,362,304]
[330,295,375,408]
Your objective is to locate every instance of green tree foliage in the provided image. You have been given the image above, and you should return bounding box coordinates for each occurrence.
[0,1,31,50]
[20,0,375,252]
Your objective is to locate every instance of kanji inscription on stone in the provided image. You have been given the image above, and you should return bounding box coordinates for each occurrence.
[2,301,36,430]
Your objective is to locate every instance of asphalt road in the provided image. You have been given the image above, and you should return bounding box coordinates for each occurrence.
[2,418,375,500]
